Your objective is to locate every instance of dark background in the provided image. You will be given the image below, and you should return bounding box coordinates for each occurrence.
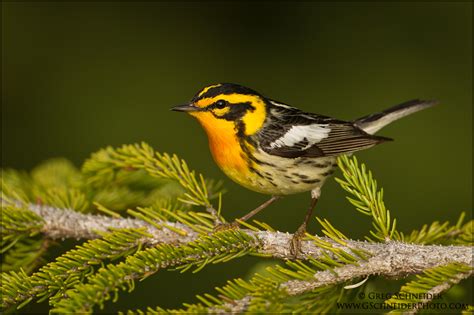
[2,1,472,312]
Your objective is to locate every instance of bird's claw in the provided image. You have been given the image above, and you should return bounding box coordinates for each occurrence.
[290,225,307,259]
[213,221,240,232]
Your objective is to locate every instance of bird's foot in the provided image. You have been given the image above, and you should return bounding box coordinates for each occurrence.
[213,221,240,232]
[290,224,307,259]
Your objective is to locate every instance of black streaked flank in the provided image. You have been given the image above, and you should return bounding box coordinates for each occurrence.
[248,165,265,179]
[301,178,321,184]
[247,154,277,167]
[321,170,335,176]
[239,135,264,175]
[292,173,309,179]
[263,175,274,181]
[297,159,330,167]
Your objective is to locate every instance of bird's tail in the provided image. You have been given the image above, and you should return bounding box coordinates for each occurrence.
[354,99,438,135]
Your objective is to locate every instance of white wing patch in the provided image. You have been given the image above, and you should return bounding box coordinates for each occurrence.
[269,124,331,149]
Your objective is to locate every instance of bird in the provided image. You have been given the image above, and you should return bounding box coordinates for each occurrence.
[172,83,437,256]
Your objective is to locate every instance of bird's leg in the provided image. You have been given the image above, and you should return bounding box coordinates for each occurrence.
[290,188,321,258]
[239,195,281,222]
[214,195,281,231]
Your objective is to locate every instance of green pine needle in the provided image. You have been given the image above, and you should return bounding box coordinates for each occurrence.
[385,262,473,313]
[336,155,400,242]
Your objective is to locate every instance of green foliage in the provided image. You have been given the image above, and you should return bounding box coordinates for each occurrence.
[385,263,473,313]
[1,144,472,314]
[1,205,44,254]
[0,203,50,277]
[51,230,257,313]
[122,219,370,314]
[2,158,89,212]
[82,142,223,207]
[124,238,366,314]
[1,238,49,274]
[1,142,224,277]
[402,212,473,246]
[127,206,216,235]
[462,304,474,314]
[336,155,399,241]
[295,284,351,313]
[2,228,150,309]
[2,143,224,216]
[1,169,34,203]
[336,155,474,246]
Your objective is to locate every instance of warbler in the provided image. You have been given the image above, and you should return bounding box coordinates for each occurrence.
[172,83,437,255]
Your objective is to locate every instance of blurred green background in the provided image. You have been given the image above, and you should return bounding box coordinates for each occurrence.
[2,1,472,312]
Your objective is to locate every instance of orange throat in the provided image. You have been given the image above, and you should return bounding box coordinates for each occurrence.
[193,112,250,175]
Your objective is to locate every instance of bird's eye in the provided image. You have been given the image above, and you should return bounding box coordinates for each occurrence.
[215,100,227,109]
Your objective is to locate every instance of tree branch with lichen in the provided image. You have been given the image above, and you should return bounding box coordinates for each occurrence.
[1,143,472,314]
[4,199,472,265]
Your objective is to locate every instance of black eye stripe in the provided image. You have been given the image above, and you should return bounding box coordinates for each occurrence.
[209,102,256,121]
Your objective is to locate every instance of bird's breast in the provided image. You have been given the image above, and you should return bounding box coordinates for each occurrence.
[193,113,338,195]
[195,113,250,175]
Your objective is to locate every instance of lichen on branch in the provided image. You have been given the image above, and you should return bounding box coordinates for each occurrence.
[1,143,472,314]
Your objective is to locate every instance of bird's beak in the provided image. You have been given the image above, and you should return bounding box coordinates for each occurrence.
[171,103,201,112]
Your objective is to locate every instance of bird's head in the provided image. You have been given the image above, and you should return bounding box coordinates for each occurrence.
[172,83,267,136]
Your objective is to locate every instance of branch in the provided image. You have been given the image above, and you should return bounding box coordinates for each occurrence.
[3,144,471,313]
[3,200,473,313]
[9,200,472,267]
[4,199,199,244]
[282,248,473,295]
[212,249,473,313]
[408,271,472,315]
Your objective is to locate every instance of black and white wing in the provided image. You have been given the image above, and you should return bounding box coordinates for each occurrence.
[256,100,391,158]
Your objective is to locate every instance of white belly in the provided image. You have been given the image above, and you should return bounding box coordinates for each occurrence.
[243,150,338,195]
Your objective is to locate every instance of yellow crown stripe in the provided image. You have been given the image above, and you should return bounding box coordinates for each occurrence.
[197,84,222,98]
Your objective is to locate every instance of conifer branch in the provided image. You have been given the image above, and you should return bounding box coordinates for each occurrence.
[50,230,257,313]
[385,262,473,314]
[202,246,473,314]
[2,144,472,313]
[128,251,472,314]
[3,199,471,312]
[3,199,472,267]
[408,272,471,315]
[336,155,399,241]
[1,199,199,245]
[282,246,473,295]
[2,228,150,309]
[81,143,223,207]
